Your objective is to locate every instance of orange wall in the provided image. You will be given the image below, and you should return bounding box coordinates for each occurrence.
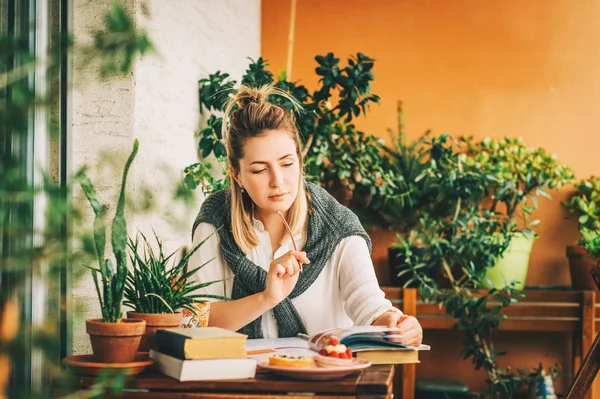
[262,0,600,393]
[262,0,600,287]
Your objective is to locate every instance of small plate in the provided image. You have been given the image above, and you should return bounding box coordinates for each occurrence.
[257,357,371,380]
[63,353,153,376]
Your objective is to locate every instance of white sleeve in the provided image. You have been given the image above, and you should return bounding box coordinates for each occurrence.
[188,222,231,300]
[337,236,402,325]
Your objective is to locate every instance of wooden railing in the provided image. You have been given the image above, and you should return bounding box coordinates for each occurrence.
[382,288,598,399]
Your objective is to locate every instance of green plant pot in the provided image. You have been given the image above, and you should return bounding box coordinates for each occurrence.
[483,235,536,290]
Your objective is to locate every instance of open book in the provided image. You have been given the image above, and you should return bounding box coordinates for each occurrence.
[246,326,430,365]
[307,326,430,352]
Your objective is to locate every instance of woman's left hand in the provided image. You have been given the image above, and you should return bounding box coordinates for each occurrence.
[372,311,423,347]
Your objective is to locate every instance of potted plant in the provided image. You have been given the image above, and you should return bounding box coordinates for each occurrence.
[581,228,600,289]
[561,176,600,290]
[124,231,228,351]
[78,139,146,363]
[460,137,574,289]
[383,102,455,286]
[393,134,527,398]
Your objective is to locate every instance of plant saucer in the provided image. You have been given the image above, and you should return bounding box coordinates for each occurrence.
[63,352,153,376]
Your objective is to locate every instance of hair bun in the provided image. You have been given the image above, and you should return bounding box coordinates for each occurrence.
[222,84,304,141]
[233,85,271,108]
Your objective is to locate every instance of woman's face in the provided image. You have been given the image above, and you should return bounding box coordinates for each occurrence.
[234,129,301,216]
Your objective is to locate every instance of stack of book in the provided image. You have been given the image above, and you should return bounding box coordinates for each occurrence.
[150,327,257,381]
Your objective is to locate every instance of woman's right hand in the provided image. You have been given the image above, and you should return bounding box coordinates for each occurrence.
[262,250,310,307]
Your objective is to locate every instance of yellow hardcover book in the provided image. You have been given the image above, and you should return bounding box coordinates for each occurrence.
[355,348,420,365]
[155,327,248,360]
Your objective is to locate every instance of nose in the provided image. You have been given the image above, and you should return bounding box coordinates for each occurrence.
[270,166,284,188]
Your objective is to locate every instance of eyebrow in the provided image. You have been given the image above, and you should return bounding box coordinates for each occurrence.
[249,153,295,166]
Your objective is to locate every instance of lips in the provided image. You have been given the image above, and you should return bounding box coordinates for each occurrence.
[269,193,288,200]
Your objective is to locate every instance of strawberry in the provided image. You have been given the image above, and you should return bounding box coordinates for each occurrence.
[319,349,327,356]
[328,336,340,346]
[346,347,352,357]
[329,351,339,358]
[339,352,349,359]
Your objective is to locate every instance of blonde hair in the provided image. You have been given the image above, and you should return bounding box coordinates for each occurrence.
[223,84,308,252]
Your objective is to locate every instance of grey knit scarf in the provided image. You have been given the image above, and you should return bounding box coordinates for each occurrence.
[192,181,371,339]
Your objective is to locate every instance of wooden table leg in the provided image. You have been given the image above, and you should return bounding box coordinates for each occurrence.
[401,288,417,399]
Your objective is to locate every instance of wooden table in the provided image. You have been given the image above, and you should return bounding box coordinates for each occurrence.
[77,364,395,399]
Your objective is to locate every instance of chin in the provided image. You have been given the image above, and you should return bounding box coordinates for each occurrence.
[264,199,294,214]
[271,203,292,213]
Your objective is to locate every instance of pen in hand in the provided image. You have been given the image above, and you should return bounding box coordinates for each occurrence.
[276,209,304,272]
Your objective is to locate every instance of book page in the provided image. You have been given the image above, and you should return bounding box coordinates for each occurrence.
[339,326,402,339]
[308,326,403,350]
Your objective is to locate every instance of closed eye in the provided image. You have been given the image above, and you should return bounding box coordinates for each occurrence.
[282,163,294,167]
[252,169,267,174]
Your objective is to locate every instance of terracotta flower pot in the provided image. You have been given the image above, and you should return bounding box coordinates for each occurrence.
[86,318,146,363]
[126,311,183,351]
[567,245,599,291]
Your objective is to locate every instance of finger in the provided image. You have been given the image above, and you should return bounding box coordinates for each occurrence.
[397,322,422,346]
[406,332,422,347]
[274,263,286,278]
[285,262,295,276]
[293,251,311,264]
[396,315,416,331]
[293,260,303,275]
[384,312,401,329]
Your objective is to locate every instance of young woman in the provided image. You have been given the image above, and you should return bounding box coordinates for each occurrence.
[189,85,422,346]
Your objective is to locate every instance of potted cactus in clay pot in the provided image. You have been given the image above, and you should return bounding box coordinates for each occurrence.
[78,139,146,363]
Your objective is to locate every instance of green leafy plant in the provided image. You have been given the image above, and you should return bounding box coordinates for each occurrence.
[305,121,401,214]
[461,137,575,236]
[83,0,153,77]
[391,133,574,397]
[581,228,600,259]
[185,54,400,225]
[123,231,228,314]
[377,102,451,233]
[393,134,528,398]
[78,139,139,323]
[582,228,600,289]
[561,176,600,239]
[183,158,229,196]
[2,1,154,396]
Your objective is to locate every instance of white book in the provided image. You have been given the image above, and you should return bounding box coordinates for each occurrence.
[149,350,257,381]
